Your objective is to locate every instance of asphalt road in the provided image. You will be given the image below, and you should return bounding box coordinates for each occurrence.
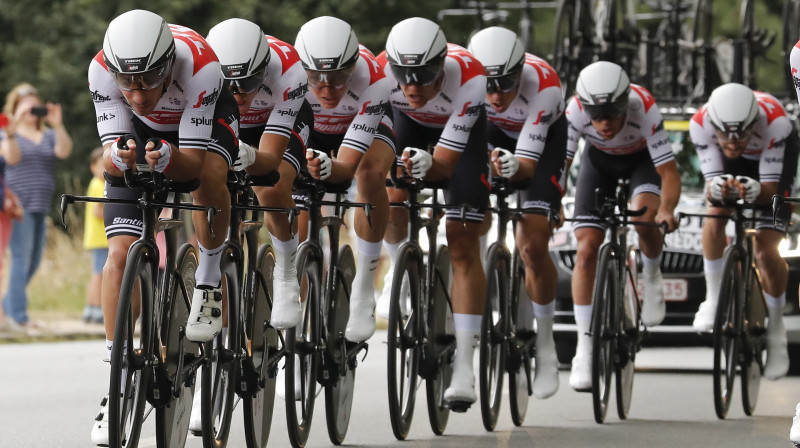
[1,331,797,448]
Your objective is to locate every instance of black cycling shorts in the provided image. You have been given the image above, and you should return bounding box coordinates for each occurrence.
[572,145,662,231]
[104,88,239,239]
[393,106,489,223]
[239,100,313,175]
[487,113,568,213]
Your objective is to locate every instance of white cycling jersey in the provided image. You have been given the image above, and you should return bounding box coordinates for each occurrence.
[486,54,564,161]
[690,91,791,183]
[89,24,226,151]
[305,45,390,153]
[240,36,308,139]
[565,84,673,166]
[379,43,487,153]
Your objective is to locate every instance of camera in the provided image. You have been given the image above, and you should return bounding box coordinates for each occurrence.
[30,106,48,117]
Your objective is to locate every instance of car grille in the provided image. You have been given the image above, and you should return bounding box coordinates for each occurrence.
[557,249,704,274]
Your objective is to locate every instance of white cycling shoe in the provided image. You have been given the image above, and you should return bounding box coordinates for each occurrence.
[270,268,302,330]
[569,353,592,392]
[533,333,559,399]
[90,395,110,446]
[186,286,223,343]
[444,365,477,410]
[692,299,718,332]
[345,292,376,342]
[790,402,800,445]
[641,270,666,327]
[188,385,203,435]
[765,321,790,380]
[376,266,395,320]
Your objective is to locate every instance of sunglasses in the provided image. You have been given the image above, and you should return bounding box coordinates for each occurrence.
[390,61,443,86]
[224,70,265,95]
[486,73,521,94]
[583,100,628,121]
[109,58,173,92]
[715,128,753,144]
[306,65,356,89]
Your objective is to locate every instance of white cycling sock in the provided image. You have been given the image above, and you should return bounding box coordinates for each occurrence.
[704,257,724,302]
[271,233,299,276]
[766,292,787,333]
[641,252,661,277]
[574,304,593,358]
[533,301,556,319]
[383,240,403,266]
[196,242,224,288]
[353,237,382,300]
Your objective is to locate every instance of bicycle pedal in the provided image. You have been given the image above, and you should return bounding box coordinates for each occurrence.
[446,400,472,413]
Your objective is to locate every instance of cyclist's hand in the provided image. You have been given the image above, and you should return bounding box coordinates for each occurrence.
[401,147,432,178]
[656,210,679,233]
[306,149,331,180]
[111,135,137,171]
[145,138,173,173]
[233,140,257,171]
[735,175,761,203]
[708,174,734,201]
[491,147,519,178]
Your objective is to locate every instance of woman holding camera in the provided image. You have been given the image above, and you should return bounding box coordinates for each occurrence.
[0,83,72,332]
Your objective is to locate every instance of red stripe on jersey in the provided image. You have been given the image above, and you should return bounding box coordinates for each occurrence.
[93,51,108,71]
[145,111,182,125]
[267,36,301,75]
[754,91,787,125]
[375,50,388,70]
[446,43,485,86]
[359,45,385,85]
[630,85,656,113]
[217,118,237,140]
[525,55,561,92]
[795,39,800,50]
[169,25,218,76]
[691,106,707,126]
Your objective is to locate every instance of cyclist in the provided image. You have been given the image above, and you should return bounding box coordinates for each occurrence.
[467,26,567,399]
[88,9,238,444]
[378,17,489,410]
[688,83,795,381]
[206,18,312,330]
[565,61,680,391]
[788,40,800,447]
[294,16,395,342]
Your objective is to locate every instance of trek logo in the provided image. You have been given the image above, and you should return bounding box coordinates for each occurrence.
[452,123,472,133]
[193,88,220,108]
[191,117,213,126]
[284,84,308,101]
[457,102,482,117]
[96,112,115,123]
[91,90,111,102]
[359,101,384,115]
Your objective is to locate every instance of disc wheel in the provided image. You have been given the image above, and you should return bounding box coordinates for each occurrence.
[386,244,421,441]
[508,255,531,427]
[325,245,357,445]
[615,247,640,420]
[243,245,278,448]
[426,245,453,435]
[479,243,510,431]
[741,262,766,416]
[713,247,743,420]
[591,245,617,424]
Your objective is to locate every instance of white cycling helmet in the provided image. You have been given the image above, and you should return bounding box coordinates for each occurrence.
[706,83,759,140]
[103,9,176,90]
[385,17,447,85]
[295,16,359,88]
[468,27,524,93]
[207,19,270,94]
[575,61,630,119]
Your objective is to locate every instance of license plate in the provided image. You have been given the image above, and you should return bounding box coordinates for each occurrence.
[636,278,688,302]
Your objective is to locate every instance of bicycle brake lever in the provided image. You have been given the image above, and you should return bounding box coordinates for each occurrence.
[772,195,783,228]
[288,207,298,239]
[206,206,218,239]
[59,194,75,230]
[460,204,468,228]
[363,203,374,228]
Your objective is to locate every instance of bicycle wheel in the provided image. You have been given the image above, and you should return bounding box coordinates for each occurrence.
[156,243,198,448]
[616,246,640,420]
[285,243,321,448]
[426,245,453,435]
[200,247,240,448]
[325,244,356,445]
[508,254,531,427]
[243,244,278,448]
[552,0,578,97]
[740,261,766,416]
[479,243,510,431]
[109,244,154,448]
[690,0,714,99]
[591,244,617,424]
[386,244,422,441]
[713,246,743,420]
[738,0,756,87]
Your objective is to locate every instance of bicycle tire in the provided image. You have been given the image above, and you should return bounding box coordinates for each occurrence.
[426,245,454,435]
[591,244,617,424]
[200,247,241,448]
[285,243,322,448]
[325,244,356,445]
[740,259,766,416]
[386,244,422,441]
[552,0,578,98]
[479,243,510,431]
[108,244,155,448]
[243,244,278,448]
[713,246,743,420]
[155,243,198,448]
[508,253,531,427]
[615,246,640,420]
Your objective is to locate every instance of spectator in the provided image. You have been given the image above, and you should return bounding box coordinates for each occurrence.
[0,83,73,331]
[82,147,106,324]
[0,155,23,331]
